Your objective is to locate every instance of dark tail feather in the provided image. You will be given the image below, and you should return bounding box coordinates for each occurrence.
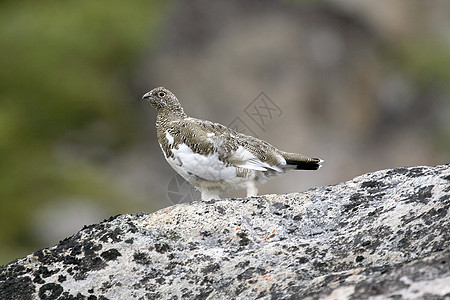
[282,152,323,170]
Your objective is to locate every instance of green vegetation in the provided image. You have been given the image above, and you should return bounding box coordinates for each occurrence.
[0,0,169,263]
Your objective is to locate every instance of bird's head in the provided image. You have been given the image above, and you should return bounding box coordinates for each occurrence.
[142,87,185,116]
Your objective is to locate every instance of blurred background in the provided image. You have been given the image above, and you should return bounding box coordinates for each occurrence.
[1,0,449,265]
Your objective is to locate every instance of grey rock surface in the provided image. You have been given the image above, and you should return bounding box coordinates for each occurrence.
[1,165,449,300]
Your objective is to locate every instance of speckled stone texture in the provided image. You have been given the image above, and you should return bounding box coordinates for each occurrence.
[1,165,449,300]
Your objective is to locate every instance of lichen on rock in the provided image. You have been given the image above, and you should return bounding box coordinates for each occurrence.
[1,165,449,299]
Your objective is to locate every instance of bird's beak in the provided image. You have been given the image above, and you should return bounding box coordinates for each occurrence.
[142,92,151,100]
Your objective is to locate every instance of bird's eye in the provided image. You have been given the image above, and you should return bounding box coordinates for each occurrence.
[157,91,166,98]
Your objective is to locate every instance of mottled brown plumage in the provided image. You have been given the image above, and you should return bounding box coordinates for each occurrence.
[143,87,322,200]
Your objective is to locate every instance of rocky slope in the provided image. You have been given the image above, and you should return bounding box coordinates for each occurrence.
[1,165,449,299]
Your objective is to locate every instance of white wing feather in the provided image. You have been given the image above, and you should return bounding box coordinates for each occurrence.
[230,146,282,172]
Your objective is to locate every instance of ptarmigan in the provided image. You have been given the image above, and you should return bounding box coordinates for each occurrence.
[143,87,322,200]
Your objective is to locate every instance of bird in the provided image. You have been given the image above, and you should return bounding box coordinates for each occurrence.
[142,87,323,201]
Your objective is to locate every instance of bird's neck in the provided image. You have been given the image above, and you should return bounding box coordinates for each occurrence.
[158,106,187,119]
[156,109,187,130]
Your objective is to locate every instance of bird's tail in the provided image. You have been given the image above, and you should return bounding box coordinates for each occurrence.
[281,152,323,170]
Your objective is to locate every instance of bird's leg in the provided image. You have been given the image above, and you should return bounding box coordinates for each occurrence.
[200,189,220,201]
[246,182,258,197]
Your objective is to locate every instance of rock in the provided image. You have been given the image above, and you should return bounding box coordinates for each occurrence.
[1,165,449,300]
